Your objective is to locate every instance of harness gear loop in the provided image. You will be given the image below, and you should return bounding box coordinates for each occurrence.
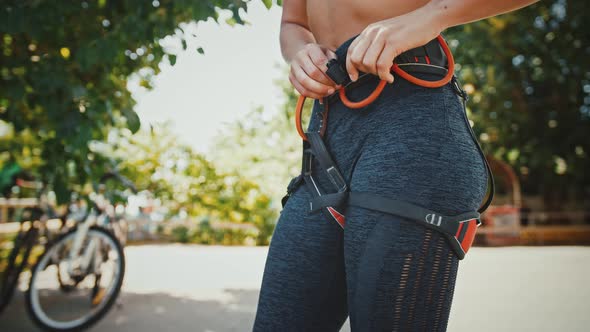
[390,35,455,88]
[338,79,388,109]
[295,96,309,141]
[338,35,455,109]
[296,95,331,142]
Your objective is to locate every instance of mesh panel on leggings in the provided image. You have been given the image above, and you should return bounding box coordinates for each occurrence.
[373,228,459,332]
[391,253,413,331]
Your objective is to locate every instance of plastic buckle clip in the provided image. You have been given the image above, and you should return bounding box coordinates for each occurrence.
[325,59,349,86]
[326,166,348,193]
[302,147,314,176]
[287,174,303,193]
[451,76,469,102]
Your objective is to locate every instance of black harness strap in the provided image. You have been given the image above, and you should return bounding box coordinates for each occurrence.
[281,174,303,207]
[451,76,496,214]
[348,192,480,260]
[285,133,349,228]
[307,133,348,193]
[309,192,348,213]
[281,110,488,259]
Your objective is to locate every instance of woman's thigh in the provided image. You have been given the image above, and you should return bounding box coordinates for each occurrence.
[342,83,485,331]
[344,206,460,332]
[253,186,348,332]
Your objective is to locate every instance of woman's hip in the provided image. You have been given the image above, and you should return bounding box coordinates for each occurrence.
[315,79,488,214]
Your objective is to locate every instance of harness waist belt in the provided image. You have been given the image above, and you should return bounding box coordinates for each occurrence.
[326,37,449,87]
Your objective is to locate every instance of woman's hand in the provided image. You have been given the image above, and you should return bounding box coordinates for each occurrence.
[289,43,341,99]
[346,5,444,83]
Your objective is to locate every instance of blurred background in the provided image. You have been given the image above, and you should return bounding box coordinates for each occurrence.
[0,0,588,331]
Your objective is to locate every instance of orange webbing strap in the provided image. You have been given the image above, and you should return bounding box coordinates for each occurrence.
[295,96,308,141]
[339,79,388,108]
[295,35,455,141]
[296,96,330,141]
[390,35,455,88]
[339,35,454,107]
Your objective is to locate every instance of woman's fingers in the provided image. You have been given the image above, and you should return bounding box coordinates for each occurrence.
[307,46,330,72]
[304,50,338,87]
[346,35,371,81]
[295,60,335,95]
[376,43,397,83]
[289,44,341,98]
[361,34,386,77]
[347,30,398,83]
[289,73,324,99]
[322,48,338,63]
[289,65,330,99]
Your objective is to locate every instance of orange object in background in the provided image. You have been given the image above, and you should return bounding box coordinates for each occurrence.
[481,205,521,246]
[477,156,522,246]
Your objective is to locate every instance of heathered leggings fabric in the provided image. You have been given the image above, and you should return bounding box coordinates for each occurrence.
[253,69,488,331]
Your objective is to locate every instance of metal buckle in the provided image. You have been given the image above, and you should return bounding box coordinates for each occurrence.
[326,166,348,193]
[451,76,469,102]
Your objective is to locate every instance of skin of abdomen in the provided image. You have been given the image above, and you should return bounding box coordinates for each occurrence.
[306,0,431,50]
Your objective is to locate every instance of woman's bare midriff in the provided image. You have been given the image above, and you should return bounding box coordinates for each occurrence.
[306,0,430,50]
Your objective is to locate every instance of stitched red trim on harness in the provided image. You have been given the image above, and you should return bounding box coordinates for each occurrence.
[327,207,345,228]
[459,219,478,254]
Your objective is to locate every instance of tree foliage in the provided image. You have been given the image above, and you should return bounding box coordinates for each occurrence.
[93,123,277,244]
[446,0,589,209]
[0,0,252,202]
[211,73,308,202]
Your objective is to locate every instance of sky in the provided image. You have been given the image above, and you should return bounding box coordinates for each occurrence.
[129,2,285,153]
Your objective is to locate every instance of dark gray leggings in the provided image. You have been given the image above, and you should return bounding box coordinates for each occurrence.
[253,73,488,331]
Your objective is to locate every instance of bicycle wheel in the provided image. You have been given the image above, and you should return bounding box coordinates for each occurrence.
[25,226,125,331]
[56,243,81,293]
[108,217,128,247]
[0,226,37,315]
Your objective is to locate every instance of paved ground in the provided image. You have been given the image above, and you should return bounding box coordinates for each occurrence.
[1,244,589,331]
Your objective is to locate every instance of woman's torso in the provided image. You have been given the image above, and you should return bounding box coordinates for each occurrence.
[306,0,430,50]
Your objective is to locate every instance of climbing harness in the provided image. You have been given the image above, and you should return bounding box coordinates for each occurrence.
[283,35,495,260]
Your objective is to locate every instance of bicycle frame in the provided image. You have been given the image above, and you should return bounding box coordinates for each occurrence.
[62,207,112,276]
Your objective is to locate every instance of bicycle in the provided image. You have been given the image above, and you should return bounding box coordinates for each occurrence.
[24,170,136,331]
[0,178,66,315]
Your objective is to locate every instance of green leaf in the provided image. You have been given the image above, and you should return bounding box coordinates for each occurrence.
[73,124,92,149]
[262,0,272,9]
[197,47,204,55]
[53,175,70,205]
[225,17,237,27]
[1,0,257,219]
[232,7,245,25]
[122,108,141,133]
